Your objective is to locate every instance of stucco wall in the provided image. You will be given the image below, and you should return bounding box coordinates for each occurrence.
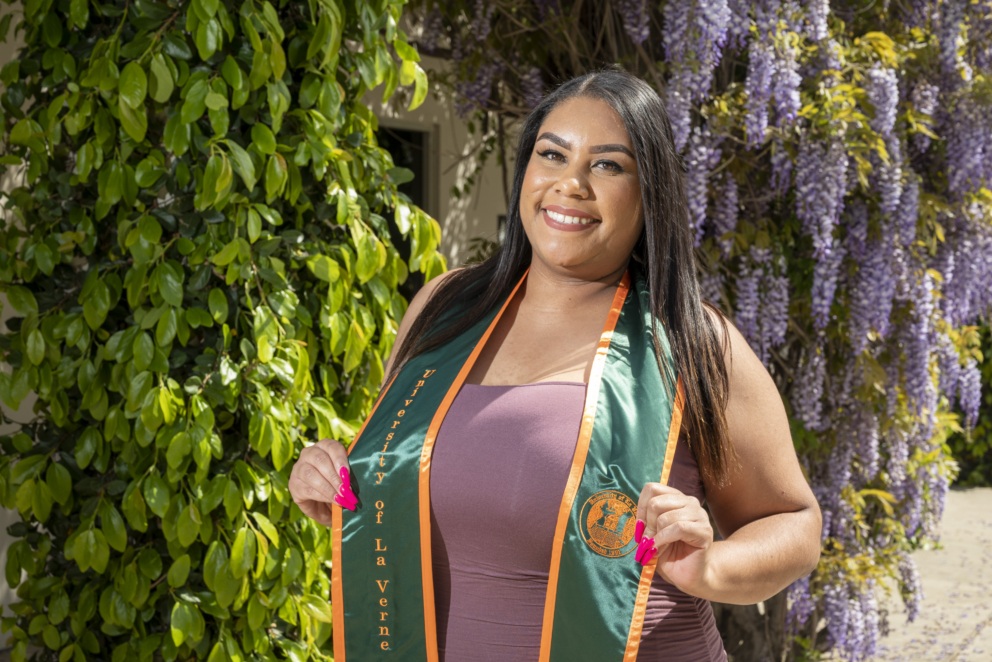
[374,55,510,266]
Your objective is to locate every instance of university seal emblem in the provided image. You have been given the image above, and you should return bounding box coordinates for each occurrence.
[579,489,639,557]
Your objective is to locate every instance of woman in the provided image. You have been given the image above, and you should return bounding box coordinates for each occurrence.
[289,69,821,661]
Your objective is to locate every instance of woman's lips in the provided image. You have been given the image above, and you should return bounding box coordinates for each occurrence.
[542,207,600,231]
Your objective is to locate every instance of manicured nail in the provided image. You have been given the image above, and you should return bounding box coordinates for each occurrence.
[339,466,351,489]
[634,519,645,544]
[640,546,657,565]
[635,538,654,564]
[334,492,357,511]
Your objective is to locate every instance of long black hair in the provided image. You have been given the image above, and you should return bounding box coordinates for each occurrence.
[388,68,732,481]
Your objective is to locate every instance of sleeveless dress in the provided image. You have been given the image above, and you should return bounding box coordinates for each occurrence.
[430,382,727,661]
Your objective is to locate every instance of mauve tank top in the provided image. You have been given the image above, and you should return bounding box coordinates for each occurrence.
[430,382,727,661]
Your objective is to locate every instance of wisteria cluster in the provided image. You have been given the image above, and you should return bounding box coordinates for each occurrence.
[615,0,650,46]
[416,1,992,659]
[663,0,731,149]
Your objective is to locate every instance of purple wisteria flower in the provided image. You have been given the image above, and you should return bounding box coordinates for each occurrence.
[712,172,739,256]
[520,67,543,109]
[794,338,827,431]
[910,82,938,152]
[615,0,650,45]
[866,64,899,137]
[684,126,722,245]
[958,357,982,430]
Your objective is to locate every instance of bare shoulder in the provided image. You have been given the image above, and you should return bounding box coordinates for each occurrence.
[402,267,463,328]
[386,268,462,375]
[702,303,776,403]
[700,305,816,536]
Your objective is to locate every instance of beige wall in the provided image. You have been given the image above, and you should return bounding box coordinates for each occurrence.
[374,55,511,266]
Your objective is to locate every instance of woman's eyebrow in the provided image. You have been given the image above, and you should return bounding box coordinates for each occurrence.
[536,132,634,158]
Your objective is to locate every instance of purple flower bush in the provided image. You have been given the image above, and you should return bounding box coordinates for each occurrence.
[412,1,992,658]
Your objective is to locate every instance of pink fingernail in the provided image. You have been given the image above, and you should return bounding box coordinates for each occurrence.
[339,466,351,489]
[334,492,357,511]
[635,538,654,564]
[640,546,657,565]
[634,519,645,544]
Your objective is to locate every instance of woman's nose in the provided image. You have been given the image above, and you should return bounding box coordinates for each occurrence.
[554,166,590,197]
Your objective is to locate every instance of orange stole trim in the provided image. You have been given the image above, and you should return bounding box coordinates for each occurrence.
[538,273,631,662]
[331,374,397,662]
[416,272,530,662]
[622,377,686,661]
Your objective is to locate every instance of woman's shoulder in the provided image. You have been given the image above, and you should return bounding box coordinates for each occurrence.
[404,267,464,322]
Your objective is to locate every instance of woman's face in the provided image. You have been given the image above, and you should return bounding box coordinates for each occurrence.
[519,95,644,282]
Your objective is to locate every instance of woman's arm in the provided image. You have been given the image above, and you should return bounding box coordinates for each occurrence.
[288,269,458,523]
[636,314,821,605]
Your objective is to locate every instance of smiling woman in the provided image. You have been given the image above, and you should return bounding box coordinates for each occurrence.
[289,68,821,662]
[520,96,644,282]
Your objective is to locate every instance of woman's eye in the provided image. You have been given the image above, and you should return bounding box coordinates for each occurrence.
[537,149,564,163]
[596,160,624,173]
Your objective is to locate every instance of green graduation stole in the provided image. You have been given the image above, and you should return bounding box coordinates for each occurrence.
[331,271,684,661]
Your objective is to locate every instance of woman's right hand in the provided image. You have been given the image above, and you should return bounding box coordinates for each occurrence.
[288,438,356,525]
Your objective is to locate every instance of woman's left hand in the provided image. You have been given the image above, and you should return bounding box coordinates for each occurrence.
[634,483,714,595]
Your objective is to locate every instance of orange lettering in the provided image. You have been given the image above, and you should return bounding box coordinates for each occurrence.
[380,641,390,650]
[375,539,388,552]
[416,380,426,387]
[379,455,386,467]
[380,611,388,621]
[377,556,386,566]
[376,579,390,592]
[375,500,385,509]
[396,409,405,417]
[422,369,436,379]
[379,626,390,636]
[376,472,385,484]
[391,420,401,429]
[385,432,394,441]
[379,597,388,607]
[404,399,413,407]
[376,511,384,524]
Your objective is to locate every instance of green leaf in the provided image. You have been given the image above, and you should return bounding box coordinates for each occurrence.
[119,101,148,143]
[176,501,201,547]
[306,255,340,282]
[137,547,163,579]
[300,595,333,623]
[133,332,154,371]
[409,62,428,111]
[229,528,255,579]
[170,602,193,646]
[251,512,279,548]
[208,288,229,323]
[142,474,170,518]
[225,140,256,189]
[264,153,287,201]
[75,427,102,469]
[100,502,128,552]
[119,62,147,108]
[167,431,192,470]
[167,554,191,587]
[221,55,244,90]
[46,463,72,505]
[149,54,174,103]
[203,540,228,591]
[6,286,38,315]
[26,328,45,365]
[156,262,184,306]
[81,280,111,329]
[251,123,276,155]
[181,79,209,123]
[70,0,89,29]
